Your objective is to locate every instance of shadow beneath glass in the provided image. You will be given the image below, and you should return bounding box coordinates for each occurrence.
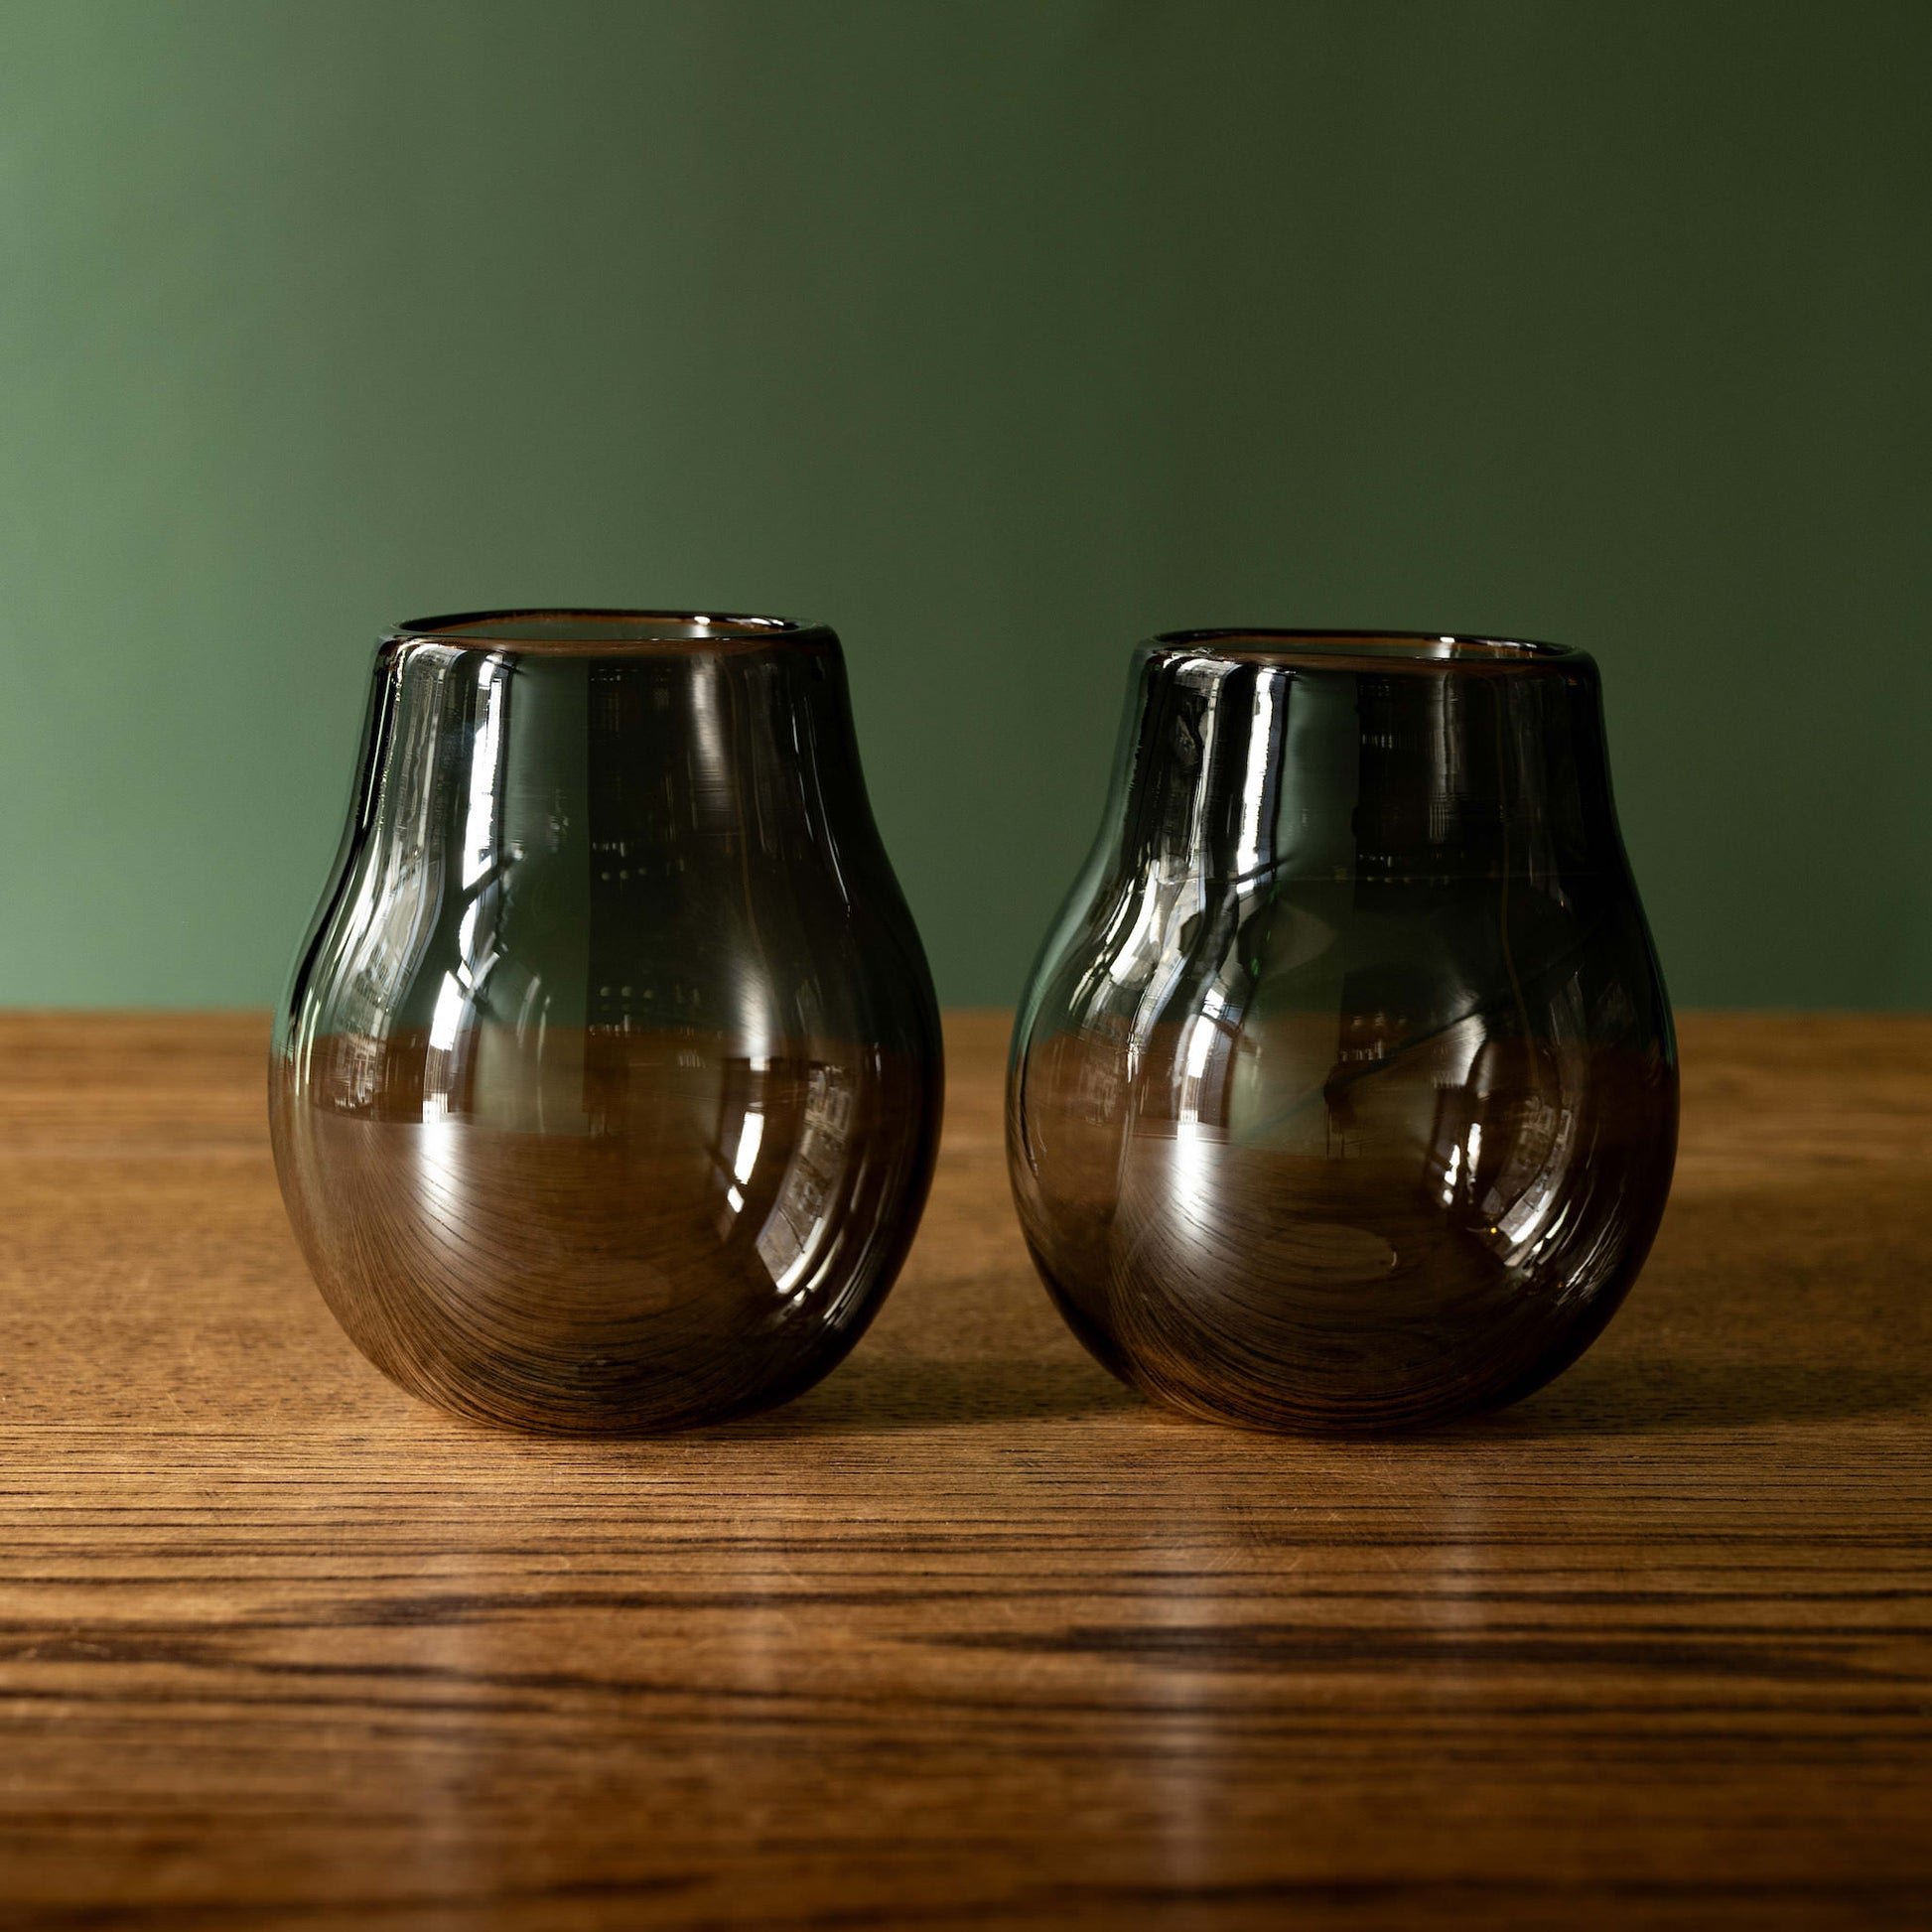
[697,1348,1931,1447]
[710,1352,1140,1438]
[1479,1356,1932,1440]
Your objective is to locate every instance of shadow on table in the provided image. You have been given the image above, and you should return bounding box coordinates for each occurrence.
[1487,1173,1932,1439]
[713,1352,1140,1439]
[679,1349,1926,1448]
[1486,1357,1932,1440]
[713,1353,1931,1446]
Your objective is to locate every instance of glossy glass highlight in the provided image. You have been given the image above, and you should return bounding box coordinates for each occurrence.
[272,611,941,1433]
[1009,630,1677,1432]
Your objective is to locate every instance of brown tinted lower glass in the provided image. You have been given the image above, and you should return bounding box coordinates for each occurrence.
[1008,631,1677,1432]
[272,614,941,1434]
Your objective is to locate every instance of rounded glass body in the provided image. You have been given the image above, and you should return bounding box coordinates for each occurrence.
[1008,631,1677,1432]
[272,611,941,1434]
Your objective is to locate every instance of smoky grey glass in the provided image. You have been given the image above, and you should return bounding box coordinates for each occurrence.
[272,611,942,1434]
[1009,630,1678,1432]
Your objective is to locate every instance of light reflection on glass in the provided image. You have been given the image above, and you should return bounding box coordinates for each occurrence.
[1011,629,1677,1431]
[272,612,940,1433]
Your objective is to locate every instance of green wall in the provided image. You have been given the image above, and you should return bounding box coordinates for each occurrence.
[2,1,1926,1009]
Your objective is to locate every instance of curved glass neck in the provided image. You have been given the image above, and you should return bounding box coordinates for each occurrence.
[282,627,887,1049]
[361,630,867,865]
[1106,644,1616,890]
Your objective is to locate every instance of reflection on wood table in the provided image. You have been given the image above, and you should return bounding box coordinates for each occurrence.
[0,1013,1928,1930]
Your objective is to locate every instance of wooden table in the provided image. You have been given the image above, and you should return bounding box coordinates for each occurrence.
[0,1014,1928,1930]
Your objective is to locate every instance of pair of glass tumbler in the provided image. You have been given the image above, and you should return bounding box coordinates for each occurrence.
[271,611,1677,1436]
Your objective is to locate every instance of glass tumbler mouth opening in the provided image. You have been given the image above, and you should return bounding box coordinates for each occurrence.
[1154,628,1578,671]
[389,609,831,652]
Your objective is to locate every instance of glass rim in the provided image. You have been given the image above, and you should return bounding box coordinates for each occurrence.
[1151,627,1583,669]
[387,608,835,652]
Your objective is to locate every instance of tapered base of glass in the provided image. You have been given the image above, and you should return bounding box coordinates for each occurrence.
[273,1028,936,1435]
[1013,1028,1676,1435]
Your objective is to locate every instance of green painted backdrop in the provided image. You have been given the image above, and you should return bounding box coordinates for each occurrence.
[2,1,1926,1008]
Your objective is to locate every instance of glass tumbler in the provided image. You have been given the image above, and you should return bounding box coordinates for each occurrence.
[1008,630,1677,1432]
[272,611,942,1433]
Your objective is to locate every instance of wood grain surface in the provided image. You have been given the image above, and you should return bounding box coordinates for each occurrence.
[0,1012,1928,1931]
